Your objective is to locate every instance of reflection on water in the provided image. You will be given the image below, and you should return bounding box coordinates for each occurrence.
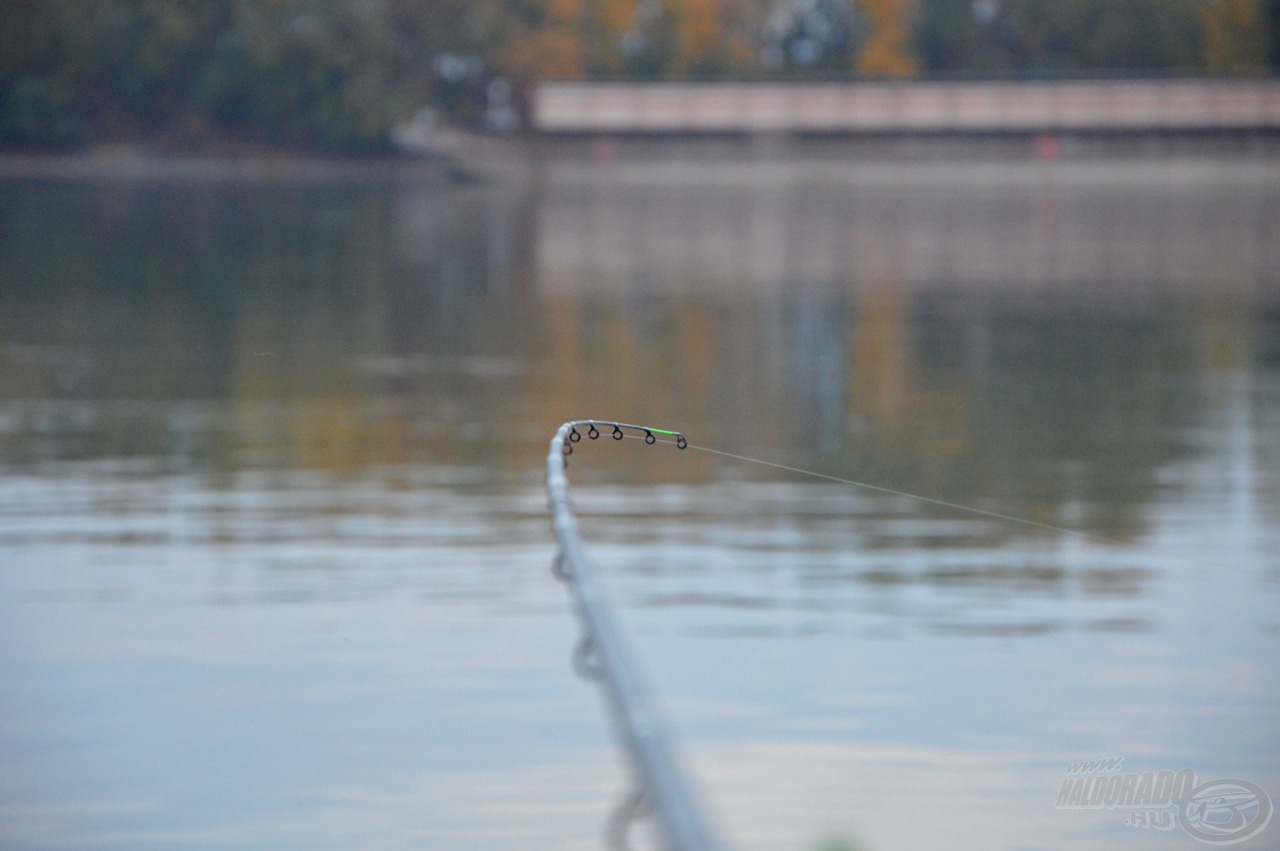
[1,166,1278,850]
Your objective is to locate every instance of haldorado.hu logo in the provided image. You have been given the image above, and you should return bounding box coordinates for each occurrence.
[1056,758,1272,845]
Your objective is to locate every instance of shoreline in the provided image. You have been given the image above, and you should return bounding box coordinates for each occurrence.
[3,135,1279,189]
[0,144,455,184]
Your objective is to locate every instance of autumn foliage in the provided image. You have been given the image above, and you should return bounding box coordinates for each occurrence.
[2,0,1275,150]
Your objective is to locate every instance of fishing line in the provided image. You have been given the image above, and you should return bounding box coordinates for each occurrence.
[570,420,1228,570]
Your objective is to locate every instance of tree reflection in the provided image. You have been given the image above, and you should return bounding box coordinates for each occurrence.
[0,175,1273,550]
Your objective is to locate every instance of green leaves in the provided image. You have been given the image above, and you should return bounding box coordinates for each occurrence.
[915,0,1213,75]
[0,0,421,151]
[192,1,406,150]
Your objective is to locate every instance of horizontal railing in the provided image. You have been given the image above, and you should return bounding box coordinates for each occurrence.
[534,79,1280,134]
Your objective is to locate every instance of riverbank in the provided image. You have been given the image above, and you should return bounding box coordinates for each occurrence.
[3,131,1279,189]
[0,143,455,184]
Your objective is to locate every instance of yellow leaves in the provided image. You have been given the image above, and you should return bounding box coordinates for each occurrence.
[1201,0,1268,73]
[505,0,918,80]
[504,28,584,79]
[678,0,726,62]
[858,32,918,78]
[725,35,756,70]
[548,0,583,25]
[599,0,642,34]
[856,0,918,78]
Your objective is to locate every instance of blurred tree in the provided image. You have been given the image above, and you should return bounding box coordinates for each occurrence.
[761,0,864,74]
[1028,0,1203,71]
[1202,0,1269,72]
[383,0,491,123]
[1270,0,1280,69]
[575,0,641,75]
[193,0,419,150]
[915,0,1022,72]
[857,0,918,76]
[504,28,585,78]
[2,0,435,150]
[2,0,1275,151]
[674,0,727,73]
[498,0,585,79]
[914,0,1206,75]
[618,0,682,77]
[99,1,231,127]
[501,0,762,80]
[672,0,765,76]
[1,0,103,146]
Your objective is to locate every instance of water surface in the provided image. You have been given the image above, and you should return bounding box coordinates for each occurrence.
[1,163,1278,849]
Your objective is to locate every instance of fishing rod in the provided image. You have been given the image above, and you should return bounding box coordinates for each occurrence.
[547,420,718,851]
[559,419,689,457]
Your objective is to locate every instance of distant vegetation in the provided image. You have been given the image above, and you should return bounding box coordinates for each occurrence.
[2,0,1277,151]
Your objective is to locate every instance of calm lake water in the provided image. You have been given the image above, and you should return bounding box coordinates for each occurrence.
[1,160,1278,850]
